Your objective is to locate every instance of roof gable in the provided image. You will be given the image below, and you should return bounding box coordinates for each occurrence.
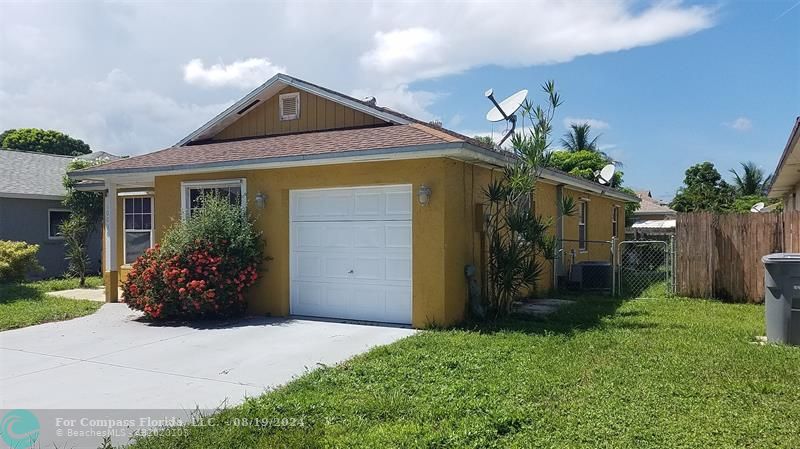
[177,73,411,146]
[210,85,390,142]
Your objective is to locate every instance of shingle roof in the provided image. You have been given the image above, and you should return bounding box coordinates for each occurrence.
[0,150,122,198]
[634,191,675,215]
[0,150,73,198]
[78,124,462,175]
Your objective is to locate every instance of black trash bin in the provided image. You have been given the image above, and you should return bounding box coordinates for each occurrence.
[762,253,800,345]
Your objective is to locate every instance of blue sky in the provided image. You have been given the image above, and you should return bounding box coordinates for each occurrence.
[417,1,800,199]
[0,1,797,200]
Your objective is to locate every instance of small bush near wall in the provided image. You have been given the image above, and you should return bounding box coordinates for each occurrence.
[122,195,264,320]
[0,240,43,283]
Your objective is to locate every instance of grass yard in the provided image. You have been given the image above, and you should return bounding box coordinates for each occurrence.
[0,276,103,331]
[129,296,800,448]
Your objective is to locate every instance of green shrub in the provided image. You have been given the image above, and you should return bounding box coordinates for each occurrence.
[0,240,43,283]
[122,195,265,320]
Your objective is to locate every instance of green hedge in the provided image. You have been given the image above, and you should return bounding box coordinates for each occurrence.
[0,240,42,283]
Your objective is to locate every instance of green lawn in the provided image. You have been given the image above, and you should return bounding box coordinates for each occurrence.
[0,276,103,331]
[129,296,800,449]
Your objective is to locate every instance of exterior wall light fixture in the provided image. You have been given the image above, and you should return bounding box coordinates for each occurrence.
[255,192,267,209]
[418,185,432,206]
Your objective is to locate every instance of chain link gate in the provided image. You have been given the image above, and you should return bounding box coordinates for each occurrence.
[616,239,674,298]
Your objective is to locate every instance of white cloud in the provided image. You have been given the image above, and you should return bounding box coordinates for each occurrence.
[183,58,286,89]
[0,1,716,156]
[724,117,753,132]
[0,69,231,154]
[563,117,610,130]
[351,85,441,122]
[359,2,714,84]
[360,28,454,82]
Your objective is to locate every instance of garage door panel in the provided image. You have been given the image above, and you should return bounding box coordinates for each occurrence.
[291,185,412,324]
[322,192,353,218]
[293,223,324,249]
[323,255,353,279]
[324,223,354,248]
[294,282,324,308]
[292,186,411,222]
[385,223,411,248]
[353,224,385,248]
[386,256,412,281]
[385,287,412,316]
[354,191,384,218]
[353,256,385,280]
[295,253,323,278]
[385,190,412,218]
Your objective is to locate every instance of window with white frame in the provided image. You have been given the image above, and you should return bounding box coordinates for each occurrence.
[612,206,619,238]
[48,209,71,239]
[124,197,153,264]
[578,201,588,251]
[182,179,246,218]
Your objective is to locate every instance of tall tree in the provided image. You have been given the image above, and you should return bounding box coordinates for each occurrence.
[1,128,91,155]
[560,123,600,152]
[729,161,772,196]
[670,162,736,213]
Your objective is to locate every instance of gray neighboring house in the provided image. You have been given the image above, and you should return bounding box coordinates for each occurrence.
[0,150,115,278]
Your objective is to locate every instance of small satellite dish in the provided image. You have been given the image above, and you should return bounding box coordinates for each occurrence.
[484,88,528,146]
[750,202,765,213]
[596,164,616,185]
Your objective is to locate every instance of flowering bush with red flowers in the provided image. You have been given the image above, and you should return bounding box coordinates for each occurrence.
[122,194,264,320]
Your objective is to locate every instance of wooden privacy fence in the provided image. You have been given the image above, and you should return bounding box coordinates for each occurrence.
[676,212,800,303]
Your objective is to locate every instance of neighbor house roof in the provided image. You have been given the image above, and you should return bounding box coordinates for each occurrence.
[768,117,800,199]
[0,150,73,200]
[0,149,122,200]
[634,191,675,216]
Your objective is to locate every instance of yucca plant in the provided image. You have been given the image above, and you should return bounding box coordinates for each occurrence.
[482,81,562,317]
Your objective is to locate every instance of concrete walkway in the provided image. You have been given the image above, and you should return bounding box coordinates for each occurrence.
[45,287,106,302]
[0,304,416,410]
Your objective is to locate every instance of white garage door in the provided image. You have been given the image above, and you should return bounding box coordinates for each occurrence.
[290,185,412,324]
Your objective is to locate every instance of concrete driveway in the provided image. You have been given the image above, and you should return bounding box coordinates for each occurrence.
[0,304,416,409]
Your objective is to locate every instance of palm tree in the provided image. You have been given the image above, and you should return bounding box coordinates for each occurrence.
[559,122,622,168]
[729,161,772,196]
[560,123,600,152]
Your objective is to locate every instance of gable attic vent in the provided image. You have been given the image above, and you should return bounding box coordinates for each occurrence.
[237,99,260,115]
[279,92,300,120]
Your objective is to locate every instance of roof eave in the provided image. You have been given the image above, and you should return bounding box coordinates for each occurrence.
[538,167,640,203]
[767,117,800,199]
[70,142,489,180]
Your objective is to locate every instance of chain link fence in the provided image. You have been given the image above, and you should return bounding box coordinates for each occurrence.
[556,239,615,295]
[617,239,674,298]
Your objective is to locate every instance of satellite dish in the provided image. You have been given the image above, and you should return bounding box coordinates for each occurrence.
[484,88,528,146]
[750,202,765,213]
[596,164,616,185]
[485,89,528,122]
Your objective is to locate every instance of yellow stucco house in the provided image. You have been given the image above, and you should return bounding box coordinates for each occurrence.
[71,74,638,328]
